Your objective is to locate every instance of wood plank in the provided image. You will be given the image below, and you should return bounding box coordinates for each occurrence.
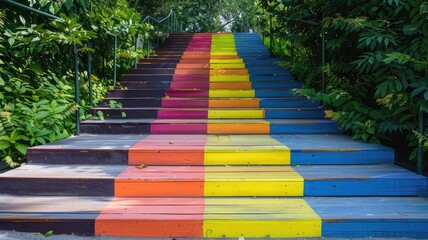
[208,89,255,98]
[306,197,428,238]
[95,197,204,237]
[208,109,264,119]
[203,198,321,238]
[295,165,428,196]
[27,134,145,164]
[271,134,395,165]
[204,166,303,196]
[115,166,204,197]
[0,165,125,196]
[0,195,111,235]
[128,135,207,165]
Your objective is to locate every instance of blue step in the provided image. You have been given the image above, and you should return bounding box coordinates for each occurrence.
[296,165,428,196]
[265,108,326,119]
[307,197,428,238]
[269,119,340,134]
[272,134,395,164]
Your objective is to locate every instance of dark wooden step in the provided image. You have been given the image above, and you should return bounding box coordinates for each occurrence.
[2,164,424,197]
[27,135,143,165]
[89,107,326,119]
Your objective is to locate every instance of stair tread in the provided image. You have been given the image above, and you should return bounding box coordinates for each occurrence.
[0,194,426,220]
[81,118,334,124]
[91,107,323,110]
[6,164,424,180]
[29,134,391,151]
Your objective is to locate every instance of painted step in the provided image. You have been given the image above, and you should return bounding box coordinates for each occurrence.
[136,63,177,68]
[0,194,111,235]
[307,197,428,238]
[127,134,393,166]
[95,197,322,238]
[0,195,427,238]
[12,164,415,197]
[0,164,126,196]
[121,74,292,82]
[127,68,291,75]
[89,107,325,119]
[118,80,302,89]
[107,89,296,98]
[27,134,143,165]
[295,164,428,196]
[116,164,428,197]
[100,97,319,108]
[164,89,295,98]
[27,134,393,165]
[0,195,321,238]
[80,119,340,134]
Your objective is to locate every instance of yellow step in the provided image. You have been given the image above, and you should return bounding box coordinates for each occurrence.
[203,198,321,238]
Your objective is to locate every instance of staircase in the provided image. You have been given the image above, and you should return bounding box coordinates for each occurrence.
[0,32,427,238]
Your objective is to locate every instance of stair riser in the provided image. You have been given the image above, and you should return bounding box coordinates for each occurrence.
[101,98,315,108]
[80,122,340,135]
[27,150,128,165]
[121,75,293,81]
[90,109,325,119]
[1,176,425,197]
[107,89,296,98]
[118,81,301,89]
[28,147,393,166]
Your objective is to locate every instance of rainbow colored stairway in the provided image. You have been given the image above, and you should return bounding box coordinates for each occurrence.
[0,33,427,238]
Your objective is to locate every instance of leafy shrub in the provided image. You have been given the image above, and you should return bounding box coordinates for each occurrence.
[258,0,428,165]
[0,0,148,167]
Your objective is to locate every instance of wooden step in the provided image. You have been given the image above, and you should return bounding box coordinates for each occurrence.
[100,97,317,108]
[89,107,326,119]
[1,164,425,197]
[80,119,340,134]
[1,195,426,238]
[27,134,393,165]
[118,80,301,89]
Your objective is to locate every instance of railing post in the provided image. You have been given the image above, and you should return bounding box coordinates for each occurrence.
[269,14,273,55]
[135,34,139,68]
[290,38,294,63]
[87,42,93,106]
[147,36,150,59]
[321,30,326,92]
[417,108,424,174]
[74,44,80,135]
[113,35,118,87]
[157,22,160,48]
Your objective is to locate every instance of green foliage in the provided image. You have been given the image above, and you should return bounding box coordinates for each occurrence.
[174,1,224,32]
[259,0,428,164]
[0,0,148,167]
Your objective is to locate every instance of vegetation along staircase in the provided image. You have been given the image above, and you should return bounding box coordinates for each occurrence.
[1,32,428,238]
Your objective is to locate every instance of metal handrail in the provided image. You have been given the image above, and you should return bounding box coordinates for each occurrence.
[138,9,181,60]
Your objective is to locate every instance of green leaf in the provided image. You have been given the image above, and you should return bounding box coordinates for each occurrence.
[14,142,28,155]
[19,15,26,25]
[45,230,53,237]
[0,141,12,150]
[36,137,46,145]
[399,114,413,123]
[403,24,418,35]
[29,62,43,74]
[36,111,50,120]
[8,38,15,46]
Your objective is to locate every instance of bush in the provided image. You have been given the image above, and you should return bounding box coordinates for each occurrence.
[0,0,148,167]
[258,0,428,165]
